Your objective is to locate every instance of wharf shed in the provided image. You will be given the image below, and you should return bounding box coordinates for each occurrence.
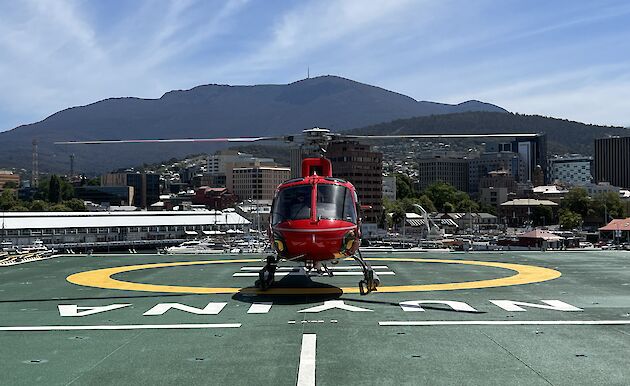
[0,210,250,246]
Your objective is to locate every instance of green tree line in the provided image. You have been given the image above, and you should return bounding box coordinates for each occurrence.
[383,175,493,229]
[0,175,85,212]
[559,187,626,229]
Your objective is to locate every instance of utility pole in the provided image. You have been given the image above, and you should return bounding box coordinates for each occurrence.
[32,139,39,188]
[70,154,75,177]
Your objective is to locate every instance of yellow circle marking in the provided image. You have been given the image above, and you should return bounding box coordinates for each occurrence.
[67,257,561,295]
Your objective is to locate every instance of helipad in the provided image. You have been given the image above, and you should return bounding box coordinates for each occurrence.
[1,251,630,385]
[65,257,561,294]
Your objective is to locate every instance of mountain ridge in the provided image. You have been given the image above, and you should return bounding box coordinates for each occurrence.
[0,75,507,174]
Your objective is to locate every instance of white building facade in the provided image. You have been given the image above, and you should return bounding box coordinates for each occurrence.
[548,156,592,186]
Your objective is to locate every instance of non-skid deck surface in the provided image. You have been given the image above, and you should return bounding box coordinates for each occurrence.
[1,251,629,385]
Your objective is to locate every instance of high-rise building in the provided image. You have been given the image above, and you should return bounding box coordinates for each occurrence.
[547,155,593,186]
[478,170,517,208]
[484,134,547,184]
[417,157,469,193]
[101,172,160,208]
[231,166,290,201]
[595,137,630,189]
[207,150,277,192]
[207,150,275,175]
[327,141,383,224]
[468,152,520,195]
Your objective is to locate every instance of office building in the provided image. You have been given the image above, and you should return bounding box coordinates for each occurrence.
[548,155,593,186]
[478,170,518,208]
[231,166,290,201]
[327,141,383,224]
[101,172,160,208]
[0,171,20,190]
[74,186,134,206]
[594,136,630,188]
[417,157,469,193]
[208,151,278,192]
[468,152,520,195]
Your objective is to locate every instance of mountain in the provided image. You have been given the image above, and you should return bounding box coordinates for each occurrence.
[0,76,506,174]
[348,112,629,156]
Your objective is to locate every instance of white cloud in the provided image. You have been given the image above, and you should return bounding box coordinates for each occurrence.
[0,0,629,131]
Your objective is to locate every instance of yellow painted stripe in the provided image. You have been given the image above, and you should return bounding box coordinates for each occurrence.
[67,257,561,295]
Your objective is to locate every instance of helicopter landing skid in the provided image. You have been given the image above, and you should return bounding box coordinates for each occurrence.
[255,255,278,290]
[352,250,380,295]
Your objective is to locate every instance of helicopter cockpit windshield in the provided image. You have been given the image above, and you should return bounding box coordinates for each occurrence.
[272,185,312,225]
[316,184,357,223]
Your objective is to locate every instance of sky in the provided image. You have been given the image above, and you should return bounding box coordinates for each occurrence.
[0,0,629,132]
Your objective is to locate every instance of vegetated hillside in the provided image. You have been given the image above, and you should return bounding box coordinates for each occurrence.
[348,112,629,156]
[0,76,506,175]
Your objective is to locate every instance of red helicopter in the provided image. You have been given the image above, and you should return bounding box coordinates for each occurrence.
[57,128,539,294]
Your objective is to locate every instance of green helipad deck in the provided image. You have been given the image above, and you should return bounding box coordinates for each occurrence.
[1,251,629,385]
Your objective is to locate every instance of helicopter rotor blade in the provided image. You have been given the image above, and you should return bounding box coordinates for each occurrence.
[335,133,539,140]
[55,135,295,145]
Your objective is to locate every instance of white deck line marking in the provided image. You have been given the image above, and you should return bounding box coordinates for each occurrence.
[0,323,241,331]
[247,302,273,314]
[233,271,395,277]
[240,266,389,271]
[379,320,630,326]
[297,334,316,386]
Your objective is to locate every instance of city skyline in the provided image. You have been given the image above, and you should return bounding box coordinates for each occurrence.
[1,0,629,132]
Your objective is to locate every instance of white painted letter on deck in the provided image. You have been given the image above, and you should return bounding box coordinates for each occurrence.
[58,304,131,317]
[143,302,227,316]
[490,300,583,312]
[247,302,273,314]
[298,300,373,313]
[399,300,479,312]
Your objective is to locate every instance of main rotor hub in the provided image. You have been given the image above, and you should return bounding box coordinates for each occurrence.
[301,127,333,156]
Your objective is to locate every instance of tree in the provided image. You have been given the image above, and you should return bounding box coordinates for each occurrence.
[63,199,86,211]
[60,178,74,201]
[398,196,437,213]
[443,202,456,213]
[414,195,437,213]
[533,205,553,226]
[394,173,414,200]
[424,182,457,212]
[48,175,62,203]
[0,190,18,210]
[8,204,29,212]
[562,187,590,218]
[391,207,405,231]
[592,192,624,222]
[559,208,582,230]
[49,204,72,212]
[29,200,49,211]
[424,181,476,213]
[453,191,479,213]
[3,181,18,189]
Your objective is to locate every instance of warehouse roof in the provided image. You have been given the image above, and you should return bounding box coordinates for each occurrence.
[500,199,558,207]
[0,210,250,230]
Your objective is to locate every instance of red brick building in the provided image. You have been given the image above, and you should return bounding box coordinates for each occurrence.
[192,187,238,210]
